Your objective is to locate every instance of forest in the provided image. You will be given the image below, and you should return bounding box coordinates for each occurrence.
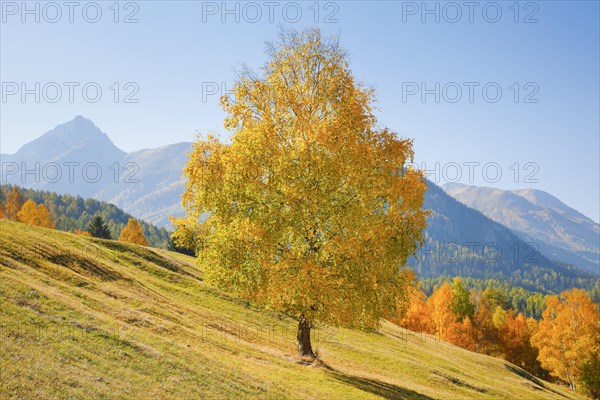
[396,278,599,397]
[0,185,170,248]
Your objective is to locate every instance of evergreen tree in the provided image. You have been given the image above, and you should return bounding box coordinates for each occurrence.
[168,237,195,256]
[87,215,112,239]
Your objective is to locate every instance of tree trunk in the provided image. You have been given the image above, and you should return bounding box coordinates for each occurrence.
[297,315,315,357]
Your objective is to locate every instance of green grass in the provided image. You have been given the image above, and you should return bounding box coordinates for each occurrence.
[0,220,587,399]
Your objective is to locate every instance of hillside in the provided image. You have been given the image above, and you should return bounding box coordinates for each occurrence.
[409,183,596,294]
[0,185,171,249]
[4,115,595,295]
[0,220,587,400]
[443,183,600,274]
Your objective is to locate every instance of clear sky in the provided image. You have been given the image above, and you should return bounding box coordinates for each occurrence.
[1,1,599,221]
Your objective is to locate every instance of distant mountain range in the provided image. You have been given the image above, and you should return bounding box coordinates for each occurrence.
[1,116,190,227]
[2,116,597,292]
[410,182,596,293]
[443,183,600,274]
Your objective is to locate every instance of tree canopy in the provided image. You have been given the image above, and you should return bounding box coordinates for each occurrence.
[88,215,112,240]
[4,186,24,220]
[17,199,54,228]
[531,288,600,393]
[119,218,148,246]
[174,28,428,356]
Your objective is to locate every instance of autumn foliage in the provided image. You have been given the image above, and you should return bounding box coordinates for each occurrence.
[173,28,428,357]
[531,289,600,394]
[3,186,24,220]
[2,186,54,228]
[395,281,599,396]
[16,199,54,228]
[119,218,148,246]
[427,282,455,339]
[400,287,434,333]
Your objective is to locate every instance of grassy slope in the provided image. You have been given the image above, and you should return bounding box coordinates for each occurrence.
[0,220,586,400]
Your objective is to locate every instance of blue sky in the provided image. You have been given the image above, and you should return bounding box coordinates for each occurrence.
[1,1,599,221]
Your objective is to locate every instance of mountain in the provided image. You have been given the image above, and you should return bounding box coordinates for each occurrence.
[1,116,126,198]
[0,220,587,400]
[407,183,596,294]
[2,117,596,294]
[1,116,190,227]
[4,116,125,164]
[442,183,600,275]
[94,142,191,227]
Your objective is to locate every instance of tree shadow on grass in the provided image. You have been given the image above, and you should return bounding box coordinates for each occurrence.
[504,364,564,397]
[324,365,433,400]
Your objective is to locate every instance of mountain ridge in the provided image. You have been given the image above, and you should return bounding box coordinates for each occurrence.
[443,183,600,274]
[1,116,191,226]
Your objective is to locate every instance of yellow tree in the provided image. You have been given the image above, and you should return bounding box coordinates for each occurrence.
[119,218,148,246]
[502,312,546,377]
[17,199,38,225]
[473,290,503,355]
[17,199,54,228]
[427,282,455,340]
[35,204,54,228]
[446,316,475,351]
[531,289,600,392]
[398,287,434,333]
[173,29,428,357]
[4,186,24,220]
